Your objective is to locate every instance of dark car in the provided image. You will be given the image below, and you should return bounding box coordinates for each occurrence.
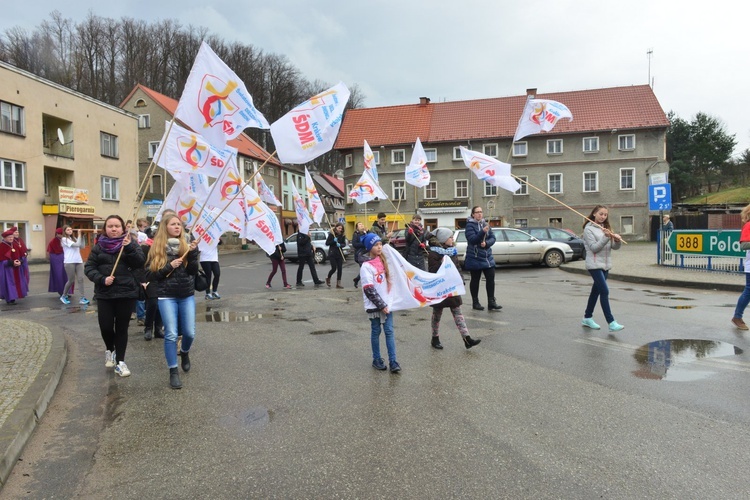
[389,228,408,256]
[525,227,586,261]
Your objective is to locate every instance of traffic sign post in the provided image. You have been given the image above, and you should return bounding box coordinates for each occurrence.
[666,230,744,257]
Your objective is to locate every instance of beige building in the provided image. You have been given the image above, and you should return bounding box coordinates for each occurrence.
[0,60,139,262]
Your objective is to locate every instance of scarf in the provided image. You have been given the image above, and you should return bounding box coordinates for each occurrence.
[97,234,126,254]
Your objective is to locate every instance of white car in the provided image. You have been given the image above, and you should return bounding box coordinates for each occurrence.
[283,230,351,264]
[454,227,574,268]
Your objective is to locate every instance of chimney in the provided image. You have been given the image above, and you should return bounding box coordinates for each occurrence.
[419,96,431,106]
[526,88,537,98]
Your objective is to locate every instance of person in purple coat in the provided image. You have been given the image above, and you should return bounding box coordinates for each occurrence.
[0,228,28,304]
[47,227,67,297]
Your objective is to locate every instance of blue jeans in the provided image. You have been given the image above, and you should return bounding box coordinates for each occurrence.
[585,269,614,324]
[136,299,146,320]
[370,313,396,364]
[158,296,196,368]
[734,273,750,319]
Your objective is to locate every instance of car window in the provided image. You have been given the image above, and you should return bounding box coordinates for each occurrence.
[504,230,531,242]
[548,228,570,239]
[312,232,325,241]
[286,234,298,243]
[528,229,547,238]
[455,231,466,243]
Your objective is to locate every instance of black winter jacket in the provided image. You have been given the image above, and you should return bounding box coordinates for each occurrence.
[325,232,346,260]
[84,241,145,300]
[146,246,200,298]
[268,243,287,260]
[427,235,462,309]
[405,222,427,268]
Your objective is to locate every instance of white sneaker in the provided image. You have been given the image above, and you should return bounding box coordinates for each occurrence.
[105,350,115,368]
[115,361,131,377]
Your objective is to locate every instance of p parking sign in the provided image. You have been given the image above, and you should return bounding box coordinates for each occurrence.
[649,183,672,211]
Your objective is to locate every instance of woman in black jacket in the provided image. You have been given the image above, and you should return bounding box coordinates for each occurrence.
[325,223,346,288]
[295,231,324,287]
[145,214,200,389]
[351,222,368,288]
[84,215,146,377]
[266,242,292,289]
[405,214,428,270]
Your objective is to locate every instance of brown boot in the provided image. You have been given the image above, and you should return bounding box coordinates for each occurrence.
[336,280,344,289]
[325,277,331,287]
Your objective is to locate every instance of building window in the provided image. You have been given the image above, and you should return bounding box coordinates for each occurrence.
[372,150,381,165]
[138,114,150,129]
[424,148,437,163]
[101,176,119,200]
[424,181,437,199]
[514,218,528,228]
[484,182,497,197]
[618,134,635,151]
[283,172,288,185]
[548,173,563,194]
[513,142,527,157]
[483,143,498,157]
[135,99,147,108]
[547,139,563,155]
[392,180,405,200]
[346,183,353,204]
[583,171,598,192]
[345,154,353,168]
[100,132,119,158]
[150,174,163,194]
[514,175,528,195]
[454,179,468,198]
[453,147,463,160]
[0,159,25,190]
[283,193,290,210]
[148,141,161,159]
[0,101,25,136]
[392,149,405,164]
[620,168,635,190]
[268,167,275,176]
[620,216,634,234]
[583,137,599,153]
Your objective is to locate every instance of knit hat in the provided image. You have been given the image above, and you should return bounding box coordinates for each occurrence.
[55,227,63,235]
[363,233,381,252]
[434,227,453,244]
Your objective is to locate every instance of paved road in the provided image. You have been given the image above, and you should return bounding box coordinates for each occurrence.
[2,244,749,497]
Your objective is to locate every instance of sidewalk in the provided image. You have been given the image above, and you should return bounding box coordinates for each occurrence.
[0,242,744,488]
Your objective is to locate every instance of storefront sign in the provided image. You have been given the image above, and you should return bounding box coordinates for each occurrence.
[418,200,467,209]
[59,203,96,215]
[59,186,90,204]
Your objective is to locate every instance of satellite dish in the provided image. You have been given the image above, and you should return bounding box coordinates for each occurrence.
[57,128,65,145]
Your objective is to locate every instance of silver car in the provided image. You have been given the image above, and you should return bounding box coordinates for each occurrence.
[284,230,351,264]
[454,227,573,268]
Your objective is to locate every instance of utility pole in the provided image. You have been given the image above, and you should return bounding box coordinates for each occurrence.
[647,48,653,88]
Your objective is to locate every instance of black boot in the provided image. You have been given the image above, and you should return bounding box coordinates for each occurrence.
[169,367,182,389]
[431,336,443,350]
[154,326,164,339]
[463,336,481,349]
[488,298,503,311]
[144,327,153,341]
[179,351,191,372]
[472,301,484,311]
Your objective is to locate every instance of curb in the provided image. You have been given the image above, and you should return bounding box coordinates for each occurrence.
[0,326,67,487]
[558,265,744,293]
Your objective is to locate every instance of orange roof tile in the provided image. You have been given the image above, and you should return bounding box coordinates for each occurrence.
[335,85,668,149]
[122,84,281,166]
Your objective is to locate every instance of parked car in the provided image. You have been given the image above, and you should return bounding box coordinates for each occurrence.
[453,227,574,268]
[283,229,351,264]
[389,228,408,256]
[525,227,586,261]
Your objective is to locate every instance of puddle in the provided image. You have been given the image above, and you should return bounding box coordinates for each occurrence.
[218,407,271,430]
[642,303,696,310]
[660,297,695,301]
[198,311,259,322]
[633,339,744,381]
[643,290,678,297]
[310,329,340,335]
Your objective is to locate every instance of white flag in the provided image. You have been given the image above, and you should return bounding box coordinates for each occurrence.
[242,186,284,255]
[513,98,573,143]
[256,172,281,206]
[459,147,521,193]
[154,121,237,178]
[305,167,325,223]
[270,82,350,164]
[363,139,378,182]
[404,137,431,188]
[348,169,388,204]
[291,183,314,234]
[174,42,269,150]
[203,158,247,224]
[379,245,466,312]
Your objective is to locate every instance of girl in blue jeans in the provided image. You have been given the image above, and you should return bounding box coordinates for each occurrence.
[581,205,625,332]
[732,203,750,330]
[359,233,400,373]
[146,214,200,389]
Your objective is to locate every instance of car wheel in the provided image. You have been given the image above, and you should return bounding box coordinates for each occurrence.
[544,249,564,268]
[314,248,326,264]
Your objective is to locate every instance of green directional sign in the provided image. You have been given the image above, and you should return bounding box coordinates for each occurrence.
[666,230,744,257]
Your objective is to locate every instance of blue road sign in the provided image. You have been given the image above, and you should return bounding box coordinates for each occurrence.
[649,183,672,211]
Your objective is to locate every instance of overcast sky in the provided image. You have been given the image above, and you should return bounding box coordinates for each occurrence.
[4,1,749,156]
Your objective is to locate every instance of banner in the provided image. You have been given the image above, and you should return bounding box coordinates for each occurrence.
[291,183,313,234]
[270,82,350,164]
[363,139,378,182]
[459,147,521,193]
[174,41,269,150]
[382,245,465,312]
[404,137,431,188]
[513,98,573,143]
[154,121,237,178]
[348,169,388,204]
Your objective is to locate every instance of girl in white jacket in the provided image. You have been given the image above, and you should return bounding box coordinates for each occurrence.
[581,205,624,332]
[61,225,89,305]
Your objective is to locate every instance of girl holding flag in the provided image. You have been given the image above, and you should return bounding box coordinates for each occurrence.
[360,233,401,373]
[325,223,346,288]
